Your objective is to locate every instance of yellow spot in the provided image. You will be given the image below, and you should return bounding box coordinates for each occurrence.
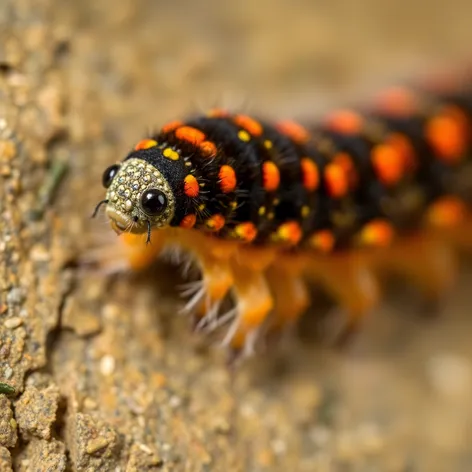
[301,206,310,218]
[198,204,206,211]
[258,206,266,216]
[264,140,273,149]
[267,212,275,220]
[238,130,251,142]
[230,201,238,210]
[163,147,180,160]
[273,198,280,205]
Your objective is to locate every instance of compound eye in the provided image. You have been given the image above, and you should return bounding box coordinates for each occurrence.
[140,189,168,216]
[102,164,120,188]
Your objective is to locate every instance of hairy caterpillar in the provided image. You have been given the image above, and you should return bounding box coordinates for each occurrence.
[94,69,472,357]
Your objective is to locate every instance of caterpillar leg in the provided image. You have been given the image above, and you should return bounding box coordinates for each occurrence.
[222,248,276,356]
[176,233,238,327]
[265,258,310,332]
[190,256,234,330]
[374,235,457,304]
[305,254,380,344]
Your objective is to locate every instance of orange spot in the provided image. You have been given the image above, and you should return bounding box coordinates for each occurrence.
[325,109,363,134]
[234,115,263,136]
[426,196,467,228]
[262,161,280,192]
[276,221,302,245]
[375,87,416,116]
[219,165,237,193]
[206,214,225,231]
[275,120,309,144]
[359,219,394,247]
[135,139,157,151]
[300,158,319,191]
[207,108,229,118]
[175,126,206,146]
[161,120,183,134]
[371,144,405,186]
[180,214,197,229]
[324,163,349,198]
[309,230,335,253]
[333,152,357,188]
[184,174,199,198]
[426,106,468,163]
[200,140,217,157]
[234,222,258,242]
[386,133,417,172]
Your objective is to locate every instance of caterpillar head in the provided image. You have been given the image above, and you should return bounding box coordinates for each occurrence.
[97,157,176,240]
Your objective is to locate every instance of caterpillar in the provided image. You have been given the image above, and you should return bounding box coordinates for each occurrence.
[94,69,472,357]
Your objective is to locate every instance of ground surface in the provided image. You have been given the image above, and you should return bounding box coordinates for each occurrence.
[1,0,472,470]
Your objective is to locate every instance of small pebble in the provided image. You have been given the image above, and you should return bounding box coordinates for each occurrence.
[4,317,22,329]
[83,397,97,410]
[4,366,13,380]
[100,355,116,376]
[169,395,182,408]
[86,437,110,454]
[138,443,153,455]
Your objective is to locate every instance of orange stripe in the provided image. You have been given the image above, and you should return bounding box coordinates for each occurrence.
[234,115,263,136]
[262,161,280,192]
[175,126,206,145]
[184,174,199,198]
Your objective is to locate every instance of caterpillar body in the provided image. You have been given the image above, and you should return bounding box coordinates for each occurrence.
[96,71,472,356]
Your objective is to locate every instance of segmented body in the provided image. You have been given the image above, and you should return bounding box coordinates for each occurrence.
[98,70,472,356]
[124,86,471,249]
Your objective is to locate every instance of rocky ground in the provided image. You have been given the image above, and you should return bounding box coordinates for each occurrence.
[1,0,472,470]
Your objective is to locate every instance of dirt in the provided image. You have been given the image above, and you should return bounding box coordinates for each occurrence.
[1,0,472,470]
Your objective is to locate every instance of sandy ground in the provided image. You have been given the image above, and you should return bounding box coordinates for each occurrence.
[1,0,472,470]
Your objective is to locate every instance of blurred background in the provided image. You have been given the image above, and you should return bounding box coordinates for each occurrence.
[2,0,472,469]
[69,0,472,470]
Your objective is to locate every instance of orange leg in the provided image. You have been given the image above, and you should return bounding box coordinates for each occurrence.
[265,257,310,332]
[372,234,458,304]
[174,231,238,327]
[223,264,273,356]
[189,255,234,330]
[305,252,380,343]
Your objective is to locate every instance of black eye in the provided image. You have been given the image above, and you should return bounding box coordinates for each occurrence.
[141,189,167,216]
[102,164,120,188]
